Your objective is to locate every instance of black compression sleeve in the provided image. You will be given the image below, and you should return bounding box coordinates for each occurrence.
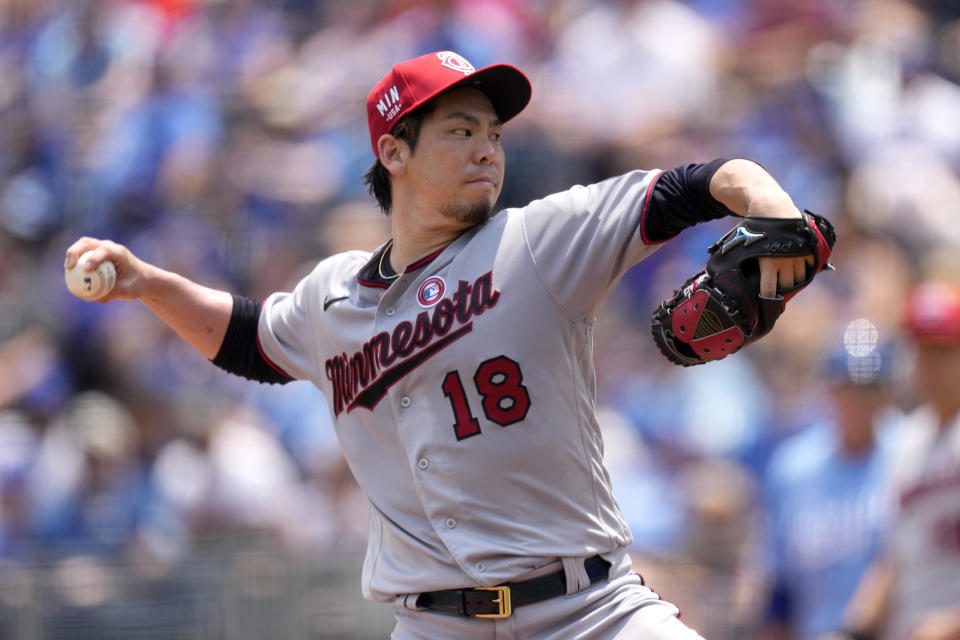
[642,157,738,243]
[211,295,293,385]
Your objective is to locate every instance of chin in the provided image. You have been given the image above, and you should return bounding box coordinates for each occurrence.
[440,199,494,227]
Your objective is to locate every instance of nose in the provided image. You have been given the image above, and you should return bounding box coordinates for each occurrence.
[474,135,498,165]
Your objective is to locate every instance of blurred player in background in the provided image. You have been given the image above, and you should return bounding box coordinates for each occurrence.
[762,330,901,640]
[824,280,960,640]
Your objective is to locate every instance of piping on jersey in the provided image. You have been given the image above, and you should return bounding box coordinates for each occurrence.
[325,271,500,415]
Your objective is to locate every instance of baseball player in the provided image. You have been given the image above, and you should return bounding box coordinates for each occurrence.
[762,340,900,640]
[65,51,817,639]
[824,280,960,640]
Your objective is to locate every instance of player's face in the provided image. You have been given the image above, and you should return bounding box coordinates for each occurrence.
[830,383,885,450]
[406,87,505,228]
[914,343,960,409]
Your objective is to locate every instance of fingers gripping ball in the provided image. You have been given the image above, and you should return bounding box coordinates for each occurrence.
[651,210,837,366]
[65,251,116,300]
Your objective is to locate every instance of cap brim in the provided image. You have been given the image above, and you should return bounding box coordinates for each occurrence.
[447,64,531,124]
[912,332,960,346]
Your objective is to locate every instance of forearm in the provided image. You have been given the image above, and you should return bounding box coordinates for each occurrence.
[911,607,960,640]
[139,265,234,360]
[709,159,801,219]
[842,559,893,638]
[64,237,234,360]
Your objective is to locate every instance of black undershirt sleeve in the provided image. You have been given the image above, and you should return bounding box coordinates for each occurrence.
[642,157,739,243]
[210,294,293,385]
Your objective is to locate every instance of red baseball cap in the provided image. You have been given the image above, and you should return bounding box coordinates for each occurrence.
[905,280,960,344]
[366,51,531,156]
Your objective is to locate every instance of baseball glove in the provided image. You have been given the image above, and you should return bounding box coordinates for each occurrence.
[651,211,836,366]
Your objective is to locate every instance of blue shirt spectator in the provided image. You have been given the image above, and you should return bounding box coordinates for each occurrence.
[761,339,902,639]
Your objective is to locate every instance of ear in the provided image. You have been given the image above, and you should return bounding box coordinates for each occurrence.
[377,135,408,176]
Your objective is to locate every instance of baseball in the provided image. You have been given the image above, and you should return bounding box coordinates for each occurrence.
[65,251,116,300]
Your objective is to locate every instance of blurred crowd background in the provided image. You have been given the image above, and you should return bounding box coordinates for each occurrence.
[1,0,959,637]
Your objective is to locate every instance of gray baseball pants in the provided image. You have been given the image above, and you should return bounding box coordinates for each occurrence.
[391,548,705,640]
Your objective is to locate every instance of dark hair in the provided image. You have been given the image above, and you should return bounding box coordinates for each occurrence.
[363,102,436,214]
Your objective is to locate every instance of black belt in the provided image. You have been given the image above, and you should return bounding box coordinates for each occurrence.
[416,555,611,619]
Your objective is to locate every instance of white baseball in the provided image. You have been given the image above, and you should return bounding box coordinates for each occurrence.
[65,251,117,300]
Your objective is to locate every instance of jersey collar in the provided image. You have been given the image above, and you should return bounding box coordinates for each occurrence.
[357,241,446,289]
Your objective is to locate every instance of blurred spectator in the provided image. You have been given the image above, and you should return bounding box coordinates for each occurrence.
[24,391,156,554]
[541,0,721,153]
[0,409,36,555]
[761,325,903,640]
[151,400,301,537]
[825,278,960,640]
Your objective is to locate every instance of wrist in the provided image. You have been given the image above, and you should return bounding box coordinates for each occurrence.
[744,191,799,219]
[137,262,169,301]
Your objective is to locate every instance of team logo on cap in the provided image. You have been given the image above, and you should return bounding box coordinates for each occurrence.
[417,277,446,307]
[437,51,474,75]
[376,85,402,121]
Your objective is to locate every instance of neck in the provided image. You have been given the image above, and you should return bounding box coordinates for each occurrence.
[389,208,471,273]
[839,426,874,457]
[934,401,960,431]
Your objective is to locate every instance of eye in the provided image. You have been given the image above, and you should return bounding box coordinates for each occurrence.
[452,128,471,137]
[490,131,502,143]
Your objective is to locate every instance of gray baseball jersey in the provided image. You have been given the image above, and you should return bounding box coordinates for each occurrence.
[884,407,960,639]
[258,169,663,602]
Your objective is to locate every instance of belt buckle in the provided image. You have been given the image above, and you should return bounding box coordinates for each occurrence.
[474,585,512,619]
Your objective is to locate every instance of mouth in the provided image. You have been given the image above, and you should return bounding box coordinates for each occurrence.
[466,176,499,189]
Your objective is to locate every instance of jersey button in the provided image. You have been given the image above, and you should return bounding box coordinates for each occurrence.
[475,561,486,572]
[444,518,457,529]
[417,458,429,470]
[385,307,396,316]
[400,396,412,408]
